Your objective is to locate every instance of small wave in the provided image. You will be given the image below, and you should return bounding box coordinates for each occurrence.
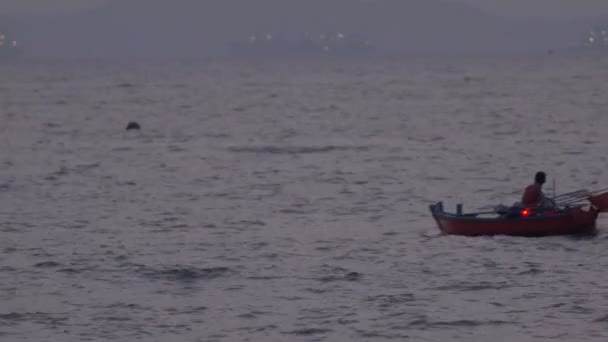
[494,130,520,136]
[278,296,305,301]
[563,305,594,314]
[45,166,69,180]
[106,302,147,310]
[344,272,362,281]
[57,267,79,274]
[44,164,100,181]
[463,76,486,82]
[304,288,330,294]
[0,312,68,325]
[316,265,362,282]
[141,265,234,282]
[0,224,22,233]
[112,147,133,152]
[34,261,61,268]
[94,315,132,322]
[227,145,370,155]
[237,310,268,319]
[3,246,17,253]
[248,242,269,250]
[572,74,592,80]
[234,324,278,333]
[160,267,231,281]
[318,275,340,282]
[490,302,506,307]
[247,275,286,280]
[168,145,186,152]
[367,293,415,308]
[280,208,318,215]
[166,306,207,315]
[357,330,409,339]
[408,317,512,329]
[283,328,333,336]
[518,267,543,275]
[594,314,608,322]
[74,163,101,171]
[237,220,266,227]
[301,104,340,113]
[434,281,510,291]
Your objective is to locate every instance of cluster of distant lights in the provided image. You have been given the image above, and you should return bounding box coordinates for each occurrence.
[248,32,352,43]
[245,32,371,53]
[0,33,18,48]
[587,30,608,45]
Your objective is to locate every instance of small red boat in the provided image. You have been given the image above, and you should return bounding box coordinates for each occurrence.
[429,202,602,237]
[430,188,608,237]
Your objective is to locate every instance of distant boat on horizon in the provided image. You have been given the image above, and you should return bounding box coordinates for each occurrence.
[0,31,22,62]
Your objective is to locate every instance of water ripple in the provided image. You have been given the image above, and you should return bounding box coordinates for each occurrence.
[4,58,608,342]
[282,327,333,336]
[407,316,514,329]
[138,265,235,282]
[227,144,371,155]
[0,312,68,326]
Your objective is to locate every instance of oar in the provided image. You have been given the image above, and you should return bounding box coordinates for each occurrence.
[553,191,592,205]
[555,190,608,211]
[475,188,608,213]
[555,196,589,204]
[556,199,589,208]
[554,191,590,202]
[553,190,590,201]
[555,188,608,205]
[554,190,586,198]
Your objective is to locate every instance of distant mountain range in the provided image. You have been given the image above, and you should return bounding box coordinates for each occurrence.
[1,0,604,59]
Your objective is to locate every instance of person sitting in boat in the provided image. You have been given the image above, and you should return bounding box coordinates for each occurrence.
[521,171,555,209]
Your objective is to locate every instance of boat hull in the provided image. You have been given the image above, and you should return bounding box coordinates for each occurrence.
[430,202,598,237]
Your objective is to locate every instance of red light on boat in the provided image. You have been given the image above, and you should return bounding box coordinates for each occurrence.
[521,209,530,217]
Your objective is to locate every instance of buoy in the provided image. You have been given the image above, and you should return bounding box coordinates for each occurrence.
[126,121,141,130]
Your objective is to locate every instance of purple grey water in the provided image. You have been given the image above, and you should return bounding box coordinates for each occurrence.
[2,54,608,341]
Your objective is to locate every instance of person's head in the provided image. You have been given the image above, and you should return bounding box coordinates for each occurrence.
[535,171,546,185]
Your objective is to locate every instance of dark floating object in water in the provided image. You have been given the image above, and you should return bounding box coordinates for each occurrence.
[126,121,141,130]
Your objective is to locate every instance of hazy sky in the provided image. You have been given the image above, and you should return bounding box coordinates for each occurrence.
[0,0,107,15]
[456,0,608,18]
[1,0,608,18]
